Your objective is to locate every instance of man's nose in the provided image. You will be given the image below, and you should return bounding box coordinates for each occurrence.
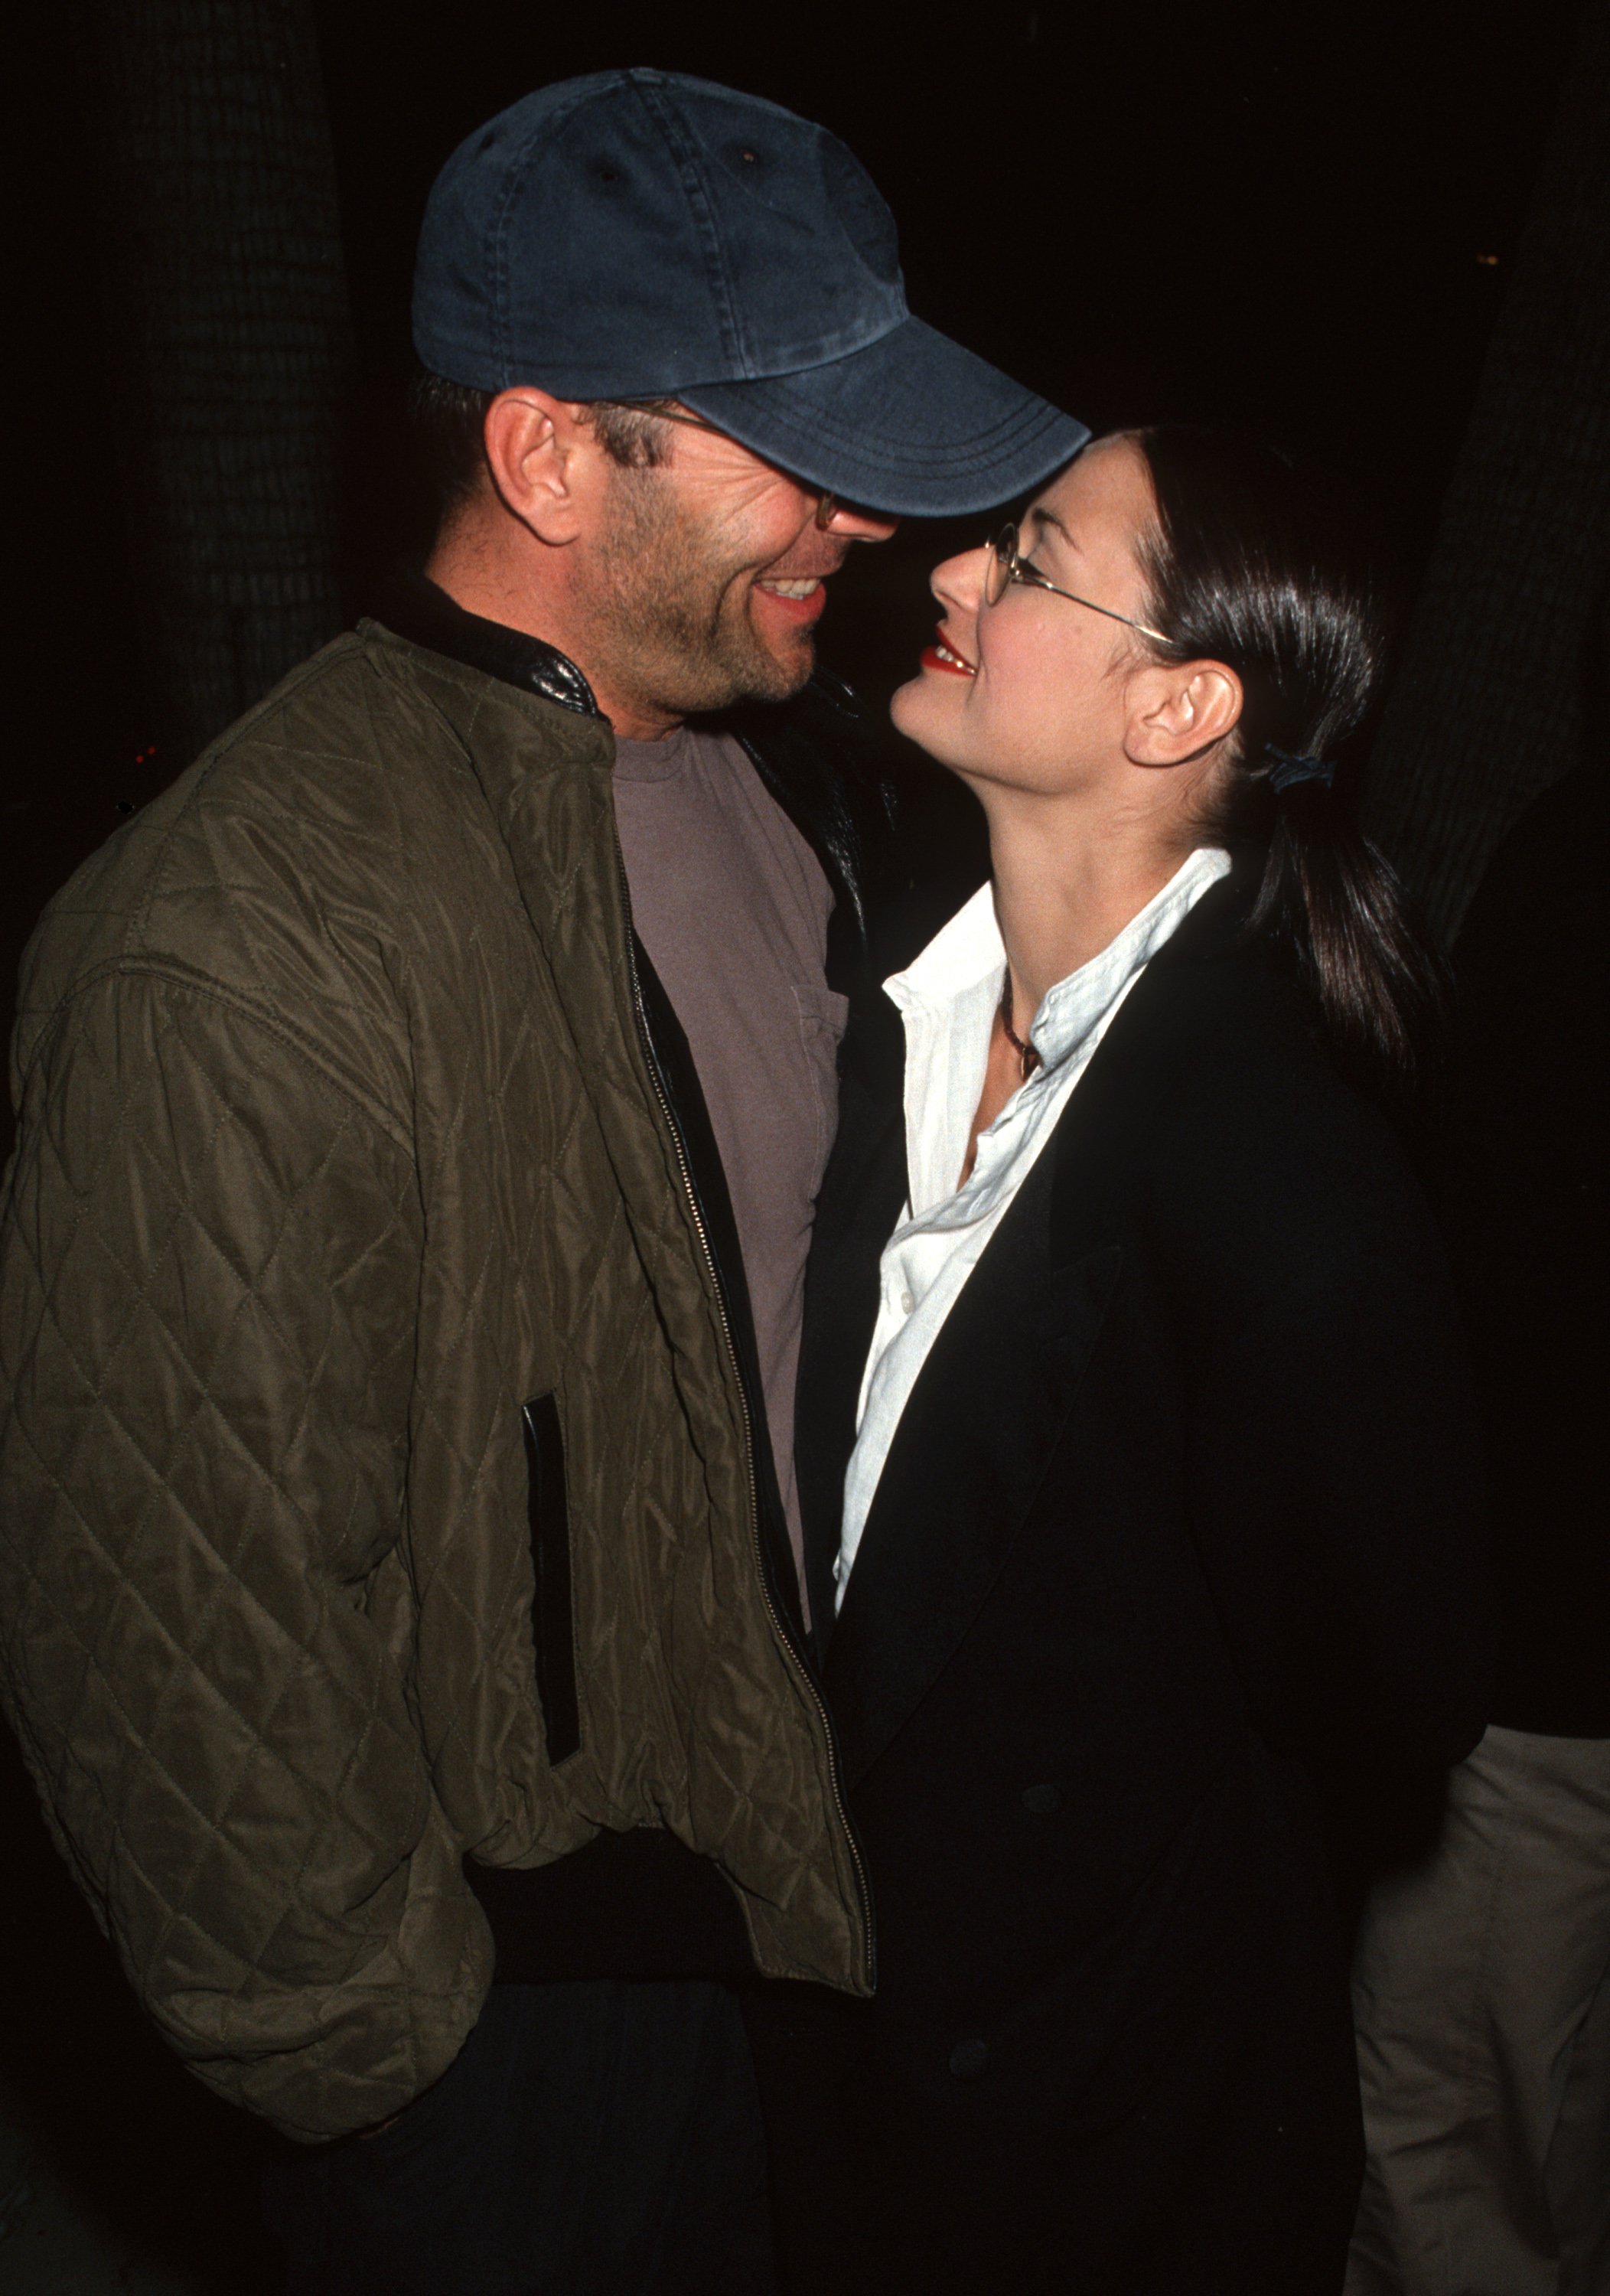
[819,497,899,541]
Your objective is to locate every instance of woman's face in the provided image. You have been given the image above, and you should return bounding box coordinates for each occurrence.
[890,435,1160,801]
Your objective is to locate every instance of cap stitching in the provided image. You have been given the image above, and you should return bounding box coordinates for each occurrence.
[485,74,633,387]
[633,74,747,378]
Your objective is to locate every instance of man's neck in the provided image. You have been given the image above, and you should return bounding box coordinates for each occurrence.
[425,531,677,740]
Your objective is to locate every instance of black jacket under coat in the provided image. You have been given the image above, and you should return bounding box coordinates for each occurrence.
[749,871,1490,2296]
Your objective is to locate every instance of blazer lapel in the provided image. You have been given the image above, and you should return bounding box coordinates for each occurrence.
[796,990,908,1644]
[824,1123,1123,1786]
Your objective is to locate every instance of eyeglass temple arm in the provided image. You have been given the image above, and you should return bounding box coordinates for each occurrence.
[998,539,1172,646]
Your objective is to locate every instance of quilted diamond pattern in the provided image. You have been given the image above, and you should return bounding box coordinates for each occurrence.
[0,629,866,2144]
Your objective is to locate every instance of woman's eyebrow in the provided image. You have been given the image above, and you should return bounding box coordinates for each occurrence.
[1028,504,1080,552]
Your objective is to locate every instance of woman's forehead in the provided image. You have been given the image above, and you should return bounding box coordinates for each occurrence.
[1031,436,1146,539]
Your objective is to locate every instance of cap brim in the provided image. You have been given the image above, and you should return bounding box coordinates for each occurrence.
[677,316,1088,517]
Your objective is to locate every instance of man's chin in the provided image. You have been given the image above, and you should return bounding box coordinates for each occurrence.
[741,637,816,704]
[677,636,815,715]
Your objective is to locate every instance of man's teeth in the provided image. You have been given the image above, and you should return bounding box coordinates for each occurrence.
[758,579,823,598]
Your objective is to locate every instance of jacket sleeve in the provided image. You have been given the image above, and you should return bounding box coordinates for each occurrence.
[1174,1081,1491,1829]
[0,970,492,2141]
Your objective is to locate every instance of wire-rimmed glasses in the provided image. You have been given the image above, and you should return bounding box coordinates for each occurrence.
[983,523,1170,643]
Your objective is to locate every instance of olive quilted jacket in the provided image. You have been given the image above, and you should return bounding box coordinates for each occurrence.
[0,621,869,2141]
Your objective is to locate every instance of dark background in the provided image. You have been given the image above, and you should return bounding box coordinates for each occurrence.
[0,2,1597,2285]
[8,1,1584,1019]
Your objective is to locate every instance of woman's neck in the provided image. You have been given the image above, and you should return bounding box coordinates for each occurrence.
[983,791,1192,1021]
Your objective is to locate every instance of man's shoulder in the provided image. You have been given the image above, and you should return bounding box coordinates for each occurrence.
[14,628,518,1053]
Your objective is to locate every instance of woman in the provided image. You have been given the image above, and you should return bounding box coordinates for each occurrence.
[748,428,1489,2294]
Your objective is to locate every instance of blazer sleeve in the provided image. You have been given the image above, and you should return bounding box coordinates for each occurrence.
[1172,1064,1490,1818]
[0,970,491,2140]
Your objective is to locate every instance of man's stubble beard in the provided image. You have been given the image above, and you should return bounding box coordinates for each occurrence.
[587,465,814,720]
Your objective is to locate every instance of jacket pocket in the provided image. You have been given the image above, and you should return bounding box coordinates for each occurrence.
[520,1394,581,1764]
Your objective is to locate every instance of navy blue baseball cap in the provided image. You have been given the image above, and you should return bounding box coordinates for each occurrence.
[413,68,1087,517]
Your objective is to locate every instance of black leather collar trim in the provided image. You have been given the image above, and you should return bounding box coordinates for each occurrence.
[375,570,602,719]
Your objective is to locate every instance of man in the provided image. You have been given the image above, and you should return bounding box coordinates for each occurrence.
[0,67,1083,2295]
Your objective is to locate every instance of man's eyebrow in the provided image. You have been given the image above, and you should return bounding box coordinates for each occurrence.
[1027,504,1080,550]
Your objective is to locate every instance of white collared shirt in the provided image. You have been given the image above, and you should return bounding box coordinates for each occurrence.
[833,846,1232,1609]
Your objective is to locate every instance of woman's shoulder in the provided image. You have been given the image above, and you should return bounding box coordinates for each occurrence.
[1159,927,1339,1102]
[1110,924,1438,1268]
[1112,901,1342,1117]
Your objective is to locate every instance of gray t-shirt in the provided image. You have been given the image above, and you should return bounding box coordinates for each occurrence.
[613,724,846,1610]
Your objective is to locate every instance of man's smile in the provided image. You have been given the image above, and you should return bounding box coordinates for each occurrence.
[751,569,831,625]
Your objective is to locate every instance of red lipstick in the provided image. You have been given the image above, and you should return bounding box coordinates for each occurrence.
[920,624,976,677]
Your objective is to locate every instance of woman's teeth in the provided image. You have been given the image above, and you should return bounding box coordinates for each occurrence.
[757,578,823,598]
[934,640,975,673]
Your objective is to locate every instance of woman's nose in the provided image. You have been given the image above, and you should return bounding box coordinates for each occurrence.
[933,546,986,614]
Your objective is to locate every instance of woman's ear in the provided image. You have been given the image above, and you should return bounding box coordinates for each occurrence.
[1123,660,1243,768]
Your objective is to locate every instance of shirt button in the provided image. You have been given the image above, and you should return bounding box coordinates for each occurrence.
[899,1290,916,1316]
[948,2038,989,2081]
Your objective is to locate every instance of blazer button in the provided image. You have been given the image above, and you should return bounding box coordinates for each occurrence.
[1022,1783,1061,1814]
[949,2038,989,2081]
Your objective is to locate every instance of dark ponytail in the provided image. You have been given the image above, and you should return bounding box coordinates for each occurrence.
[1131,425,1449,1091]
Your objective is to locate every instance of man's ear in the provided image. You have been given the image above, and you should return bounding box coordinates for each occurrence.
[1123,660,1243,768]
[481,390,601,545]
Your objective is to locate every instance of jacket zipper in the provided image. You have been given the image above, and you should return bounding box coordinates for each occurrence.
[613,839,875,1991]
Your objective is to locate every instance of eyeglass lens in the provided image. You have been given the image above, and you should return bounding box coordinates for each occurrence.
[984,524,1017,609]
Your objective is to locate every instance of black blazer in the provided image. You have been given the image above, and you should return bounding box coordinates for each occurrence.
[757,872,1490,2296]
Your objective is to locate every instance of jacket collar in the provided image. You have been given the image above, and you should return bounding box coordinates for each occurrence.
[375,569,603,721]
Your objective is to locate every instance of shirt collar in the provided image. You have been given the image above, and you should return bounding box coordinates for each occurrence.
[886,844,1233,1073]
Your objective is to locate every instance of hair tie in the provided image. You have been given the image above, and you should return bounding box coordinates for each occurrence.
[1263,744,1335,794]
